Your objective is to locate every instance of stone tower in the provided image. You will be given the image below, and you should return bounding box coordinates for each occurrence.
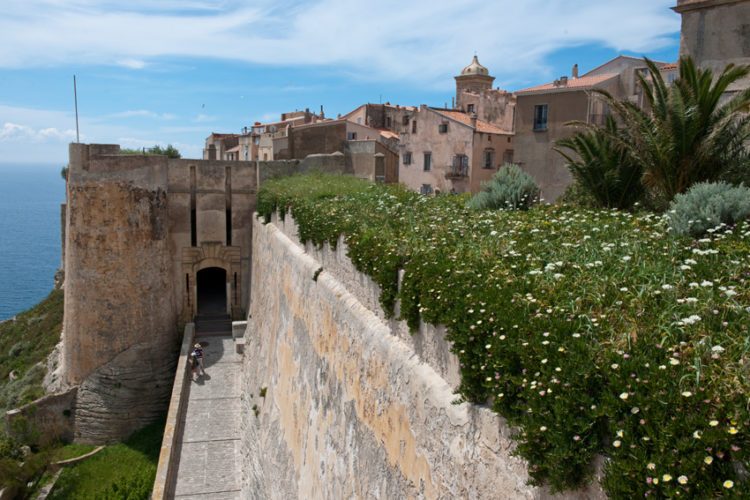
[673,0,750,96]
[455,55,496,110]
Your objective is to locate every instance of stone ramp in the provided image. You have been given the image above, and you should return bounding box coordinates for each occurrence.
[173,334,242,499]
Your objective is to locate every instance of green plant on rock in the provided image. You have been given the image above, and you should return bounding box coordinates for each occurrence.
[555,116,644,209]
[668,181,750,237]
[468,164,540,211]
[593,57,750,203]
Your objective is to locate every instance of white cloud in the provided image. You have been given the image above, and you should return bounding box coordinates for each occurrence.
[0,122,77,142]
[193,113,217,123]
[117,58,147,69]
[0,0,680,83]
[111,109,177,120]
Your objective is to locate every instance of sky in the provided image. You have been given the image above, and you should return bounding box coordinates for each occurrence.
[0,0,682,164]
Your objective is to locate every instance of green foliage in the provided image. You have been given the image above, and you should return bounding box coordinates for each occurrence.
[467,164,540,211]
[60,165,68,181]
[49,419,164,499]
[593,57,750,203]
[556,116,644,209]
[258,174,750,497]
[0,290,64,412]
[121,144,181,158]
[668,182,750,238]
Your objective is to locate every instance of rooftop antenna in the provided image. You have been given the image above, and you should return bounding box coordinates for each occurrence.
[73,75,80,143]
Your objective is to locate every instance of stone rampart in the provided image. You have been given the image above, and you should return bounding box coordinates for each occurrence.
[241,215,605,499]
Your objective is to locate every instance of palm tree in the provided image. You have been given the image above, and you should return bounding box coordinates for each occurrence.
[593,57,750,202]
[555,116,644,209]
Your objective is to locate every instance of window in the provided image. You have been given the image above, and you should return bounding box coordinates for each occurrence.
[533,104,548,131]
[450,154,469,177]
[403,151,412,165]
[420,184,433,195]
[438,122,449,133]
[386,116,392,128]
[503,149,514,165]
[402,115,410,126]
[483,149,495,169]
[423,152,432,172]
[467,104,475,113]
[412,120,417,133]
[347,131,358,140]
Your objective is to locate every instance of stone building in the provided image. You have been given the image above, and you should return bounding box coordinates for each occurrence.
[57,143,348,442]
[455,56,516,132]
[673,0,750,98]
[279,119,399,183]
[397,105,513,194]
[513,56,670,201]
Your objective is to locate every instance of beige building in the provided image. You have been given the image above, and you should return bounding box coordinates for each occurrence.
[674,0,750,97]
[397,105,513,194]
[513,56,670,201]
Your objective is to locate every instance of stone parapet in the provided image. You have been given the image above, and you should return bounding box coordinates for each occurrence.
[242,215,605,499]
[152,323,195,500]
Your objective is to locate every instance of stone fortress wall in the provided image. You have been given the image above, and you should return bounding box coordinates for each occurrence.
[240,212,606,499]
[55,144,348,443]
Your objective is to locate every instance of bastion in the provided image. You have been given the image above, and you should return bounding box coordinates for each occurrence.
[55,143,346,442]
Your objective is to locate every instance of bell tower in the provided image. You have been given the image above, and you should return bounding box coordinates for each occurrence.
[455,55,495,109]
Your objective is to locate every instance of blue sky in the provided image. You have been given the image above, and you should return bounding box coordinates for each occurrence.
[0,0,681,164]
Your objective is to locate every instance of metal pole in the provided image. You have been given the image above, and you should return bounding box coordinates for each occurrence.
[73,75,80,143]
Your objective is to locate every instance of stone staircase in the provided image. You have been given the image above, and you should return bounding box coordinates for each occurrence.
[194,313,231,336]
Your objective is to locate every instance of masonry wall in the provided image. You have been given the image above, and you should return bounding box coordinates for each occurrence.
[64,144,179,442]
[677,0,750,95]
[240,214,605,499]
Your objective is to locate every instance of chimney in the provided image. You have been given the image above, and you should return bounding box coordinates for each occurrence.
[320,105,325,119]
[451,97,455,109]
[560,76,568,86]
[572,64,579,78]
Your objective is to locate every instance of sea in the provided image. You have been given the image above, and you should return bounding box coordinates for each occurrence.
[0,163,65,321]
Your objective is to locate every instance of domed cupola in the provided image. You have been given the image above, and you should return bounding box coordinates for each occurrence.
[461,55,490,76]
[455,55,495,108]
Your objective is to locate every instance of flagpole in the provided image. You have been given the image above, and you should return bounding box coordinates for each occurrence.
[73,75,80,143]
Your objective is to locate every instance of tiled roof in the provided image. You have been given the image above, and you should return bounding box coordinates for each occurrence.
[660,63,678,71]
[515,73,618,95]
[225,145,241,153]
[431,109,511,134]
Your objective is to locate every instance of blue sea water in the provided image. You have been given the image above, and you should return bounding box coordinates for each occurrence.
[0,163,65,320]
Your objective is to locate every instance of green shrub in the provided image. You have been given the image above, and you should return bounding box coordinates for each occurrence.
[468,164,540,211]
[593,57,750,204]
[668,182,750,237]
[555,116,644,209]
[258,174,750,497]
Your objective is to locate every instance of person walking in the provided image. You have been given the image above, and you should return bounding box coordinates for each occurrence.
[191,343,205,378]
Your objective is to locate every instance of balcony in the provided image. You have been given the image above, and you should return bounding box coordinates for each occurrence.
[445,164,469,179]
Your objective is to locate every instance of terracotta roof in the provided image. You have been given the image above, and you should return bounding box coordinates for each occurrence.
[379,130,399,140]
[515,73,618,95]
[660,63,678,71]
[431,109,511,135]
[225,145,241,153]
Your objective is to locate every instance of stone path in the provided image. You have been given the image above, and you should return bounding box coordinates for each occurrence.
[173,334,242,499]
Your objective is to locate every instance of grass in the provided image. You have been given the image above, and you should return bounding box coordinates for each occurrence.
[258,173,750,498]
[0,289,63,412]
[48,419,165,500]
[51,443,97,462]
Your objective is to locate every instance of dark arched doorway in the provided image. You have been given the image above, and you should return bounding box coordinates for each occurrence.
[197,267,227,316]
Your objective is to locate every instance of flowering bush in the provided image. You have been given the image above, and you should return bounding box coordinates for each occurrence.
[258,174,750,497]
[467,164,540,211]
[668,182,750,238]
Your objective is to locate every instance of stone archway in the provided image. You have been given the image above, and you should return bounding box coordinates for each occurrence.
[196,267,227,316]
